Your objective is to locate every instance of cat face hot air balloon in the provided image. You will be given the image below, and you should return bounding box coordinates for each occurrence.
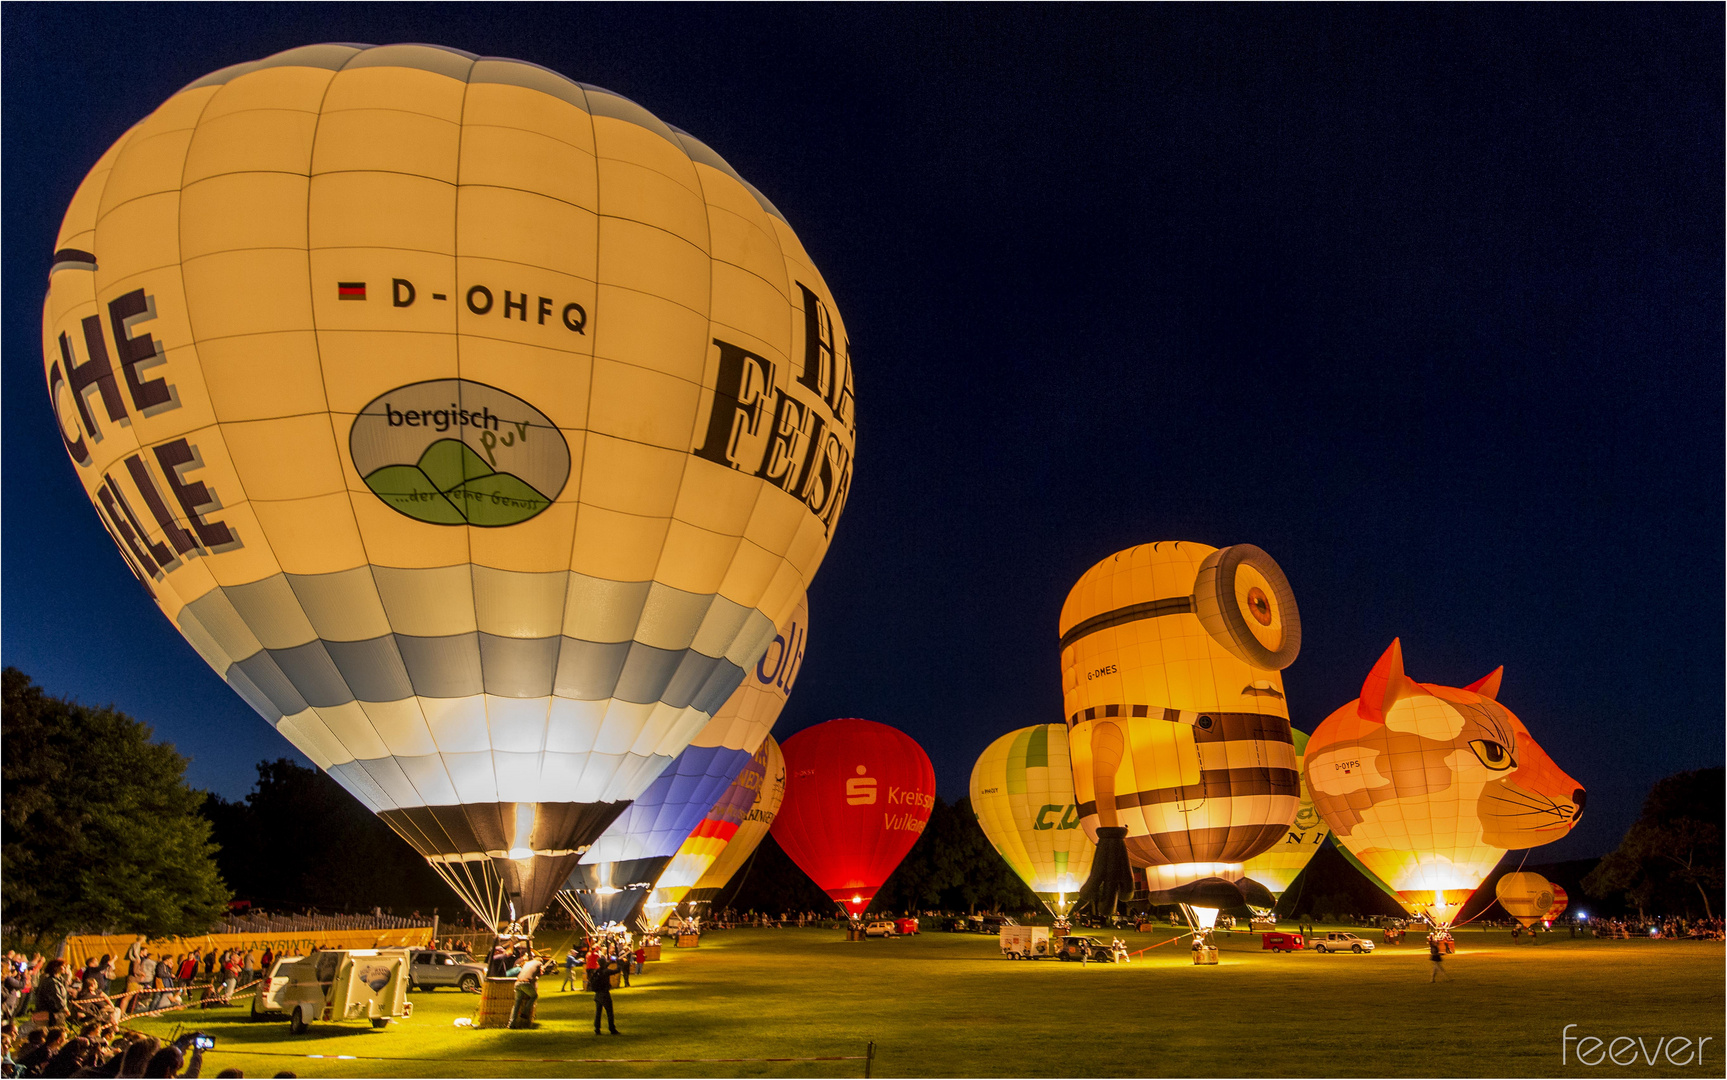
[1240,728,1330,899]
[563,595,805,928]
[1060,542,1301,910]
[971,725,1095,919]
[41,43,855,926]
[1305,640,1585,927]
[773,719,934,920]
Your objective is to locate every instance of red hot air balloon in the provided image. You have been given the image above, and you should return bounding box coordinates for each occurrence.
[773,718,935,920]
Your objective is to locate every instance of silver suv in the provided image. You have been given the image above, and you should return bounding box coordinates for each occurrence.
[407,950,486,992]
[1312,932,1375,954]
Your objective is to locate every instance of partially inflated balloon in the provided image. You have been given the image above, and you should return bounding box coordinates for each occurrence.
[686,735,786,903]
[565,596,805,927]
[1545,884,1568,923]
[773,719,934,919]
[970,725,1095,919]
[42,43,855,924]
[1240,728,1330,898]
[651,735,775,920]
[1061,542,1300,908]
[1496,872,1555,929]
[1306,640,1585,927]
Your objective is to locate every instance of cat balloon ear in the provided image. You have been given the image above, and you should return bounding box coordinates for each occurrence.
[1463,666,1504,701]
[1357,639,1421,724]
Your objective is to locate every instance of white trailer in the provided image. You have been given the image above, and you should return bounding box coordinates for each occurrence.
[1000,925,1052,959]
[273,949,414,1033]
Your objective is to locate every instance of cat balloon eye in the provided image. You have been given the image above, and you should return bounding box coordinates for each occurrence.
[1468,738,1517,771]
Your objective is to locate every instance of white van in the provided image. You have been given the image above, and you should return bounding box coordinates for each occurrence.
[270,949,414,1033]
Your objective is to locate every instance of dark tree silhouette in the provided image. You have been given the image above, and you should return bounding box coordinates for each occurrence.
[2,668,230,951]
[203,758,461,914]
[1586,768,1724,919]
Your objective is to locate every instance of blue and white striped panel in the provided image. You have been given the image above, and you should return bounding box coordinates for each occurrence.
[173,565,778,816]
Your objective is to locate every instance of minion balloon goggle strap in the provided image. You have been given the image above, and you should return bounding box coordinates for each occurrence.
[1058,544,1302,670]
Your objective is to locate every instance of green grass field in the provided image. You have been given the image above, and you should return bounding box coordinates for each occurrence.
[126,924,1724,1078]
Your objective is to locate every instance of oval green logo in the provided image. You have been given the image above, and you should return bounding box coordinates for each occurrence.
[349,379,570,527]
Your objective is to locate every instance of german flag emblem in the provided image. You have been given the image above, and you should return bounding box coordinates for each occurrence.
[337,282,367,301]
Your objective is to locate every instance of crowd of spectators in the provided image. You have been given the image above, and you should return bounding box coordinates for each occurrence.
[1591,916,1723,940]
[0,948,298,1079]
[0,1023,218,1079]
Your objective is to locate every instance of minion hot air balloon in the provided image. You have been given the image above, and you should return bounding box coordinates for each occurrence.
[1060,542,1302,922]
[970,725,1095,923]
[42,43,855,930]
[1305,640,1585,928]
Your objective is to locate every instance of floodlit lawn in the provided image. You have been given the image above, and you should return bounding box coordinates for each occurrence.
[127,924,1724,1078]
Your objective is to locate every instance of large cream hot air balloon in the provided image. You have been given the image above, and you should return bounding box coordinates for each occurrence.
[1061,542,1301,914]
[970,725,1095,920]
[1305,640,1585,927]
[41,43,855,927]
[1240,727,1330,899]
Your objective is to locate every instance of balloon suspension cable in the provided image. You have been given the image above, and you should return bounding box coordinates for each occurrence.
[1447,847,1534,933]
[1178,903,1199,939]
[555,890,598,937]
[711,847,761,914]
[426,857,509,931]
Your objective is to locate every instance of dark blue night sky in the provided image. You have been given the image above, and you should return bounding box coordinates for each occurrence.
[4,4,1721,863]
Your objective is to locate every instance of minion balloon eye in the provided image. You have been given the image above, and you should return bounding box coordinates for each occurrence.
[1193,544,1302,670]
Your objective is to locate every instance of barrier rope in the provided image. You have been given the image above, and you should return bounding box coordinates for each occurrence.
[1128,931,1196,958]
[113,977,265,1024]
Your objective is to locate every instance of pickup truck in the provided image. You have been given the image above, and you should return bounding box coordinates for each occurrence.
[407,950,486,993]
[1312,932,1375,954]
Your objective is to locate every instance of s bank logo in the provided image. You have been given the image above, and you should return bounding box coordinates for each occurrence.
[846,766,877,805]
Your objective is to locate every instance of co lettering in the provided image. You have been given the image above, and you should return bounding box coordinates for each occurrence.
[1033,804,1081,831]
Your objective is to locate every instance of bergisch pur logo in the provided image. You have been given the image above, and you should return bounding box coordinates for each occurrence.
[349,379,570,527]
